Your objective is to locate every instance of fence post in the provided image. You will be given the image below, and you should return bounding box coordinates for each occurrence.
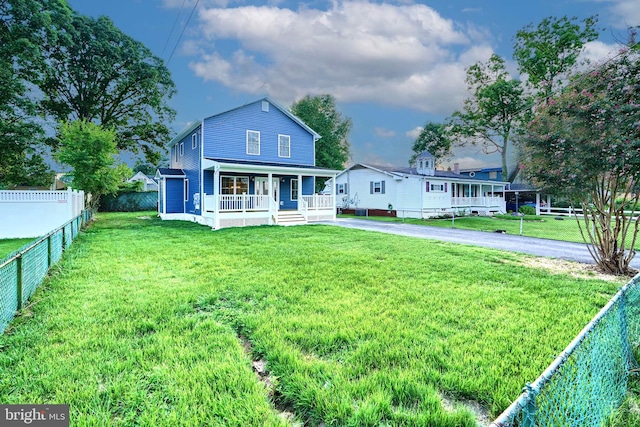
[62,224,66,250]
[522,383,537,427]
[452,209,455,228]
[520,216,524,236]
[47,233,52,268]
[16,254,23,310]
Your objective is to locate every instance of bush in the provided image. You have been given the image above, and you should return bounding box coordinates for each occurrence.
[519,205,536,215]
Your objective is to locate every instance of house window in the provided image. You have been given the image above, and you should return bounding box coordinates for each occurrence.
[192,133,197,149]
[429,183,445,192]
[246,130,260,155]
[291,179,299,201]
[262,101,269,112]
[278,134,290,158]
[337,183,347,194]
[184,179,189,202]
[370,180,385,194]
[221,176,249,195]
[179,142,184,157]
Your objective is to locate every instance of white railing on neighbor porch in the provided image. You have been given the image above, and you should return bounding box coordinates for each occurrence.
[452,196,504,207]
[302,195,333,210]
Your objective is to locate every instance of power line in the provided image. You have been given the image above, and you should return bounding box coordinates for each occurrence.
[166,0,200,66]
[161,0,187,57]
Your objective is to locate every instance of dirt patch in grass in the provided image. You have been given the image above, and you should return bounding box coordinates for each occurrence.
[517,257,629,284]
[439,393,490,426]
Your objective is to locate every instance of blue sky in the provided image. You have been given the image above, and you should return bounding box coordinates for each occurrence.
[67,0,639,169]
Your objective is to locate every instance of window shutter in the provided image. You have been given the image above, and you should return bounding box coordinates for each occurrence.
[344,183,348,194]
[381,180,385,194]
[425,182,430,192]
[336,183,339,193]
[444,183,448,192]
[370,181,373,194]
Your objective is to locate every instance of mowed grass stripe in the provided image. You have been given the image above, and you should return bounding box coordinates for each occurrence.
[0,212,622,426]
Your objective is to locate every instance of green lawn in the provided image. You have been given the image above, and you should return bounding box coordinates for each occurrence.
[0,212,625,426]
[339,213,638,246]
[0,237,36,260]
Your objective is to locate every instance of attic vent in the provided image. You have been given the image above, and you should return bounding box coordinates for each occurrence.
[261,101,269,112]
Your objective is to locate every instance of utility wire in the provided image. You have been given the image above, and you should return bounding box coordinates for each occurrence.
[161,0,187,57]
[166,0,200,66]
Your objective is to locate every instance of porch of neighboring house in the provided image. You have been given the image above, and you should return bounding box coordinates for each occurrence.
[450,182,506,215]
[202,161,336,229]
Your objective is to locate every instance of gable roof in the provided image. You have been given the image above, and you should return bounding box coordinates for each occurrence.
[168,97,321,149]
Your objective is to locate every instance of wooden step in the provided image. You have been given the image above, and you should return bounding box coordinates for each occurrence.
[276,211,307,226]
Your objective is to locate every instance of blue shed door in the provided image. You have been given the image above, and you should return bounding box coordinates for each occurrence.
[165,178,185,214]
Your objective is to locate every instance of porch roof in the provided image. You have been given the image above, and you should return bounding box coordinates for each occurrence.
[155,168,186,178]
[203,158,340,176]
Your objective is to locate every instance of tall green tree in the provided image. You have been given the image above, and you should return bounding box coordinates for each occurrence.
[409,122,451,166]
[37,12,176,163]
[448,55,530,181]
[514,15,599,100]
[290,94,352,174]
[0,0,61,187]
[521,44,640,275]
[57,120,126,210]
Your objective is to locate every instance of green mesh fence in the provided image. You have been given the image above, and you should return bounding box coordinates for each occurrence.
[50,230,63,264]
[20,239,49,304]
[0,260,18,333]
[491,274,640,427]
[0,210,92,335]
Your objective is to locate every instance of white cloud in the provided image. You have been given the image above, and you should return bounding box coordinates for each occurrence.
[405,126,423,139]
[602,0,640,28]
[374,127,396,137]
[186,1,495,114]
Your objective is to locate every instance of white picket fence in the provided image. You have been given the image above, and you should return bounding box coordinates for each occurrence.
[0,189,85,238]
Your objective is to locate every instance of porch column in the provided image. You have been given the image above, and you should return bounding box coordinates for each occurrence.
[213,165,220,229]
[332,173,337,220]
[546,195,551,214]
[268,172,274,225]
[297,174,302,210]
[535,192,541,216]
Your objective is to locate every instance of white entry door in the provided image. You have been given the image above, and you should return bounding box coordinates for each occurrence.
[255,177,279,205]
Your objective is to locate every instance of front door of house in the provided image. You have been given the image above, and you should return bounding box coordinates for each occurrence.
[255,177,279,205]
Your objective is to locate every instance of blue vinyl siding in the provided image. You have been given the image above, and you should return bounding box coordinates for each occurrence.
[165,178,184,213]
[302,176,314,195]
[203,101,315,166]
[170,125,202,214]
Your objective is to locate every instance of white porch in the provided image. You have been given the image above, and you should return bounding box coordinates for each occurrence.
[201,160,338,229]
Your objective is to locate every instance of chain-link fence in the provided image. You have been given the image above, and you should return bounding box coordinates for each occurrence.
[490,273,640,426]
[0,211,92,334]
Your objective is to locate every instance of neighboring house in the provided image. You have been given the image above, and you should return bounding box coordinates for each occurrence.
[330,151,508,218]
[156,97,339,229]
[458,167,503,181]
[128,171,159,191]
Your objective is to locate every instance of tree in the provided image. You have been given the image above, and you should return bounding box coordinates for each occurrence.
[57,120,127,210]
[448,55,530,181]
[37,12,176,164]
[521,44,640,275]
[408,122,451,166]
[290,94,352,180]
[0,0,59,187]
[514,15,599,100]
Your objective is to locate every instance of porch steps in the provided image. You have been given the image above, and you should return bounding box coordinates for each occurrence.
[276,211,307,226]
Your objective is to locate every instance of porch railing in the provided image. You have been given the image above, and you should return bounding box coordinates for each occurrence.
[299,197,308,221]
[452,197,504,207]
[302,195,333,210]
[204,195,270,212]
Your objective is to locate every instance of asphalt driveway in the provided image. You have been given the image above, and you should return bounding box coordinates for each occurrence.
[316,218,640,270]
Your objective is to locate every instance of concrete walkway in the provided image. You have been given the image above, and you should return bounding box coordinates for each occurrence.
[316,218,640,270]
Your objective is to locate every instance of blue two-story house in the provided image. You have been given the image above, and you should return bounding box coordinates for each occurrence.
[156,97,339,229]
